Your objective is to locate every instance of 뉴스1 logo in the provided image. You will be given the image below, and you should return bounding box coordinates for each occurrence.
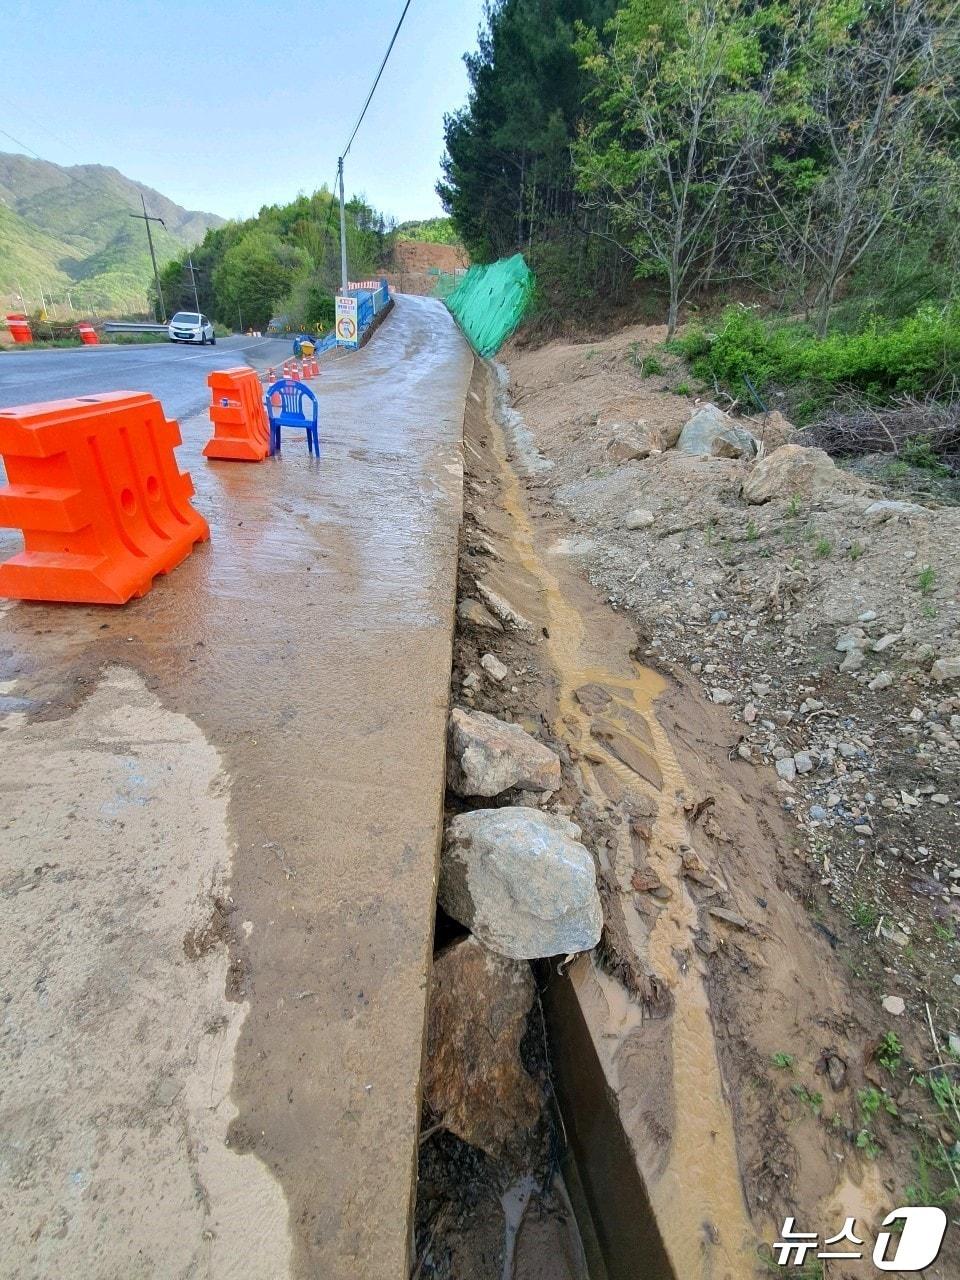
[773,1207,948,1270]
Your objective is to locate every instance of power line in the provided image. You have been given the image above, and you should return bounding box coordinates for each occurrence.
[331,0,414,292]
[341,0,413,160]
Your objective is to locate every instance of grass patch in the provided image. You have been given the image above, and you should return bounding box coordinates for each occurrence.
[852,899,879,929]
[669,303,960,423]
[917,565,936,595]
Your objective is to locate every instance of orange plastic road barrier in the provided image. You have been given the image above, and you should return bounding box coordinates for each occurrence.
[0,391,209,605]
[76,322,99,345]
[5,314,32,344]
[203,367,270,462]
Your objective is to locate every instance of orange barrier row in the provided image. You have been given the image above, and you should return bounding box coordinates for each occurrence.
[5,314,32,344]
[203,367,271,462]
[0,392,209,604]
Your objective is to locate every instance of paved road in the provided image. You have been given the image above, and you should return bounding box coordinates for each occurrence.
[0,297,472,1279]
[0,334,293,420]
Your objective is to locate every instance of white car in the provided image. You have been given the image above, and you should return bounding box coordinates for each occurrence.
[168,312,216,345]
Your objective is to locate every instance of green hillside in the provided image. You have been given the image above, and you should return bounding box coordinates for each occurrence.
[0,152,223,314]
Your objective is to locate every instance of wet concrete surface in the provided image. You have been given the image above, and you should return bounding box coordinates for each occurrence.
[0,297,472,1278]
[0,333,292,420]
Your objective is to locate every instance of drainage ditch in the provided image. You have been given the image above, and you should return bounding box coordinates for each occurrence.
[411,360,707,1279]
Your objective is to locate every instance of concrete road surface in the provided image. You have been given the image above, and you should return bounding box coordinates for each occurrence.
[0,333,293,421]
[0,297,471,1279]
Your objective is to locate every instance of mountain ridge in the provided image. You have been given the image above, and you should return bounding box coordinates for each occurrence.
[0,152,224,313]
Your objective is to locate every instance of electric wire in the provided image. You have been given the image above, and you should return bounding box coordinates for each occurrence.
[340,0,414,161]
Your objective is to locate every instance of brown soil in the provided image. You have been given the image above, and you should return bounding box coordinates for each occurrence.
[385,237,470,297]
[435,357,960,1277]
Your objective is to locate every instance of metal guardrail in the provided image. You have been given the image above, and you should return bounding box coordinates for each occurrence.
[102,321,169,334]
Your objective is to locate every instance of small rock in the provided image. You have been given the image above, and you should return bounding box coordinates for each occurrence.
[868,672,893,691]
[481,653,509,682]
[836,628,868,653]
[794,751,815,775]
[826,1053,847,1091]
[708,905,750,929]
[882,995,906,1016]
[864,499,927,524]
[932,656,960,684]
[625,508,655,530]
[872,633,902,653]
[840,650,866,674]
[711,688,734,705]
[476,583,532,632]
[776,758,797,782]
[458,598,504,632]
[447,708,561,798]
[743,702,758,724]
[606,421,663,462]
[931,793,950,805]
[809,805,828,822]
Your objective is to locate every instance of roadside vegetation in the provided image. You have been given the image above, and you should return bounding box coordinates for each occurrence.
[440,0,960,470]
[155,195,464,334]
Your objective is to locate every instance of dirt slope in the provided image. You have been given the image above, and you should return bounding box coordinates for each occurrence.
[483,326,960,1272]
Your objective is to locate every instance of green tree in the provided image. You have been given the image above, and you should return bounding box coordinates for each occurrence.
[212,232,308,330]
[755,0,960,334]
[438,0,622,319]
[573,0,766,336]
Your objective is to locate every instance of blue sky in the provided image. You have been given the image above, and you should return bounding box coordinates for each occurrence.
[0,0,483,222]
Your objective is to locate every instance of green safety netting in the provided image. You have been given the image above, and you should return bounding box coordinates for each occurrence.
[440,253,534,357]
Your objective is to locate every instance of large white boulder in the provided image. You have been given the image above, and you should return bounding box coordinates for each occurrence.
[742,443,839,504]
[440,807,603,960]
[674,404,758,459]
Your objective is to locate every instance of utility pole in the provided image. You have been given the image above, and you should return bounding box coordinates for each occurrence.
[130,194,167,321]
[338,156,349,293]
[187,256,201,313]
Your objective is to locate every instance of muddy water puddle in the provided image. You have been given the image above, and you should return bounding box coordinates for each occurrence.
[480,369,756,1278]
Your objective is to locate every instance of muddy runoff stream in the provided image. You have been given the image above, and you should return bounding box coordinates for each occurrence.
[417,363,758,1279]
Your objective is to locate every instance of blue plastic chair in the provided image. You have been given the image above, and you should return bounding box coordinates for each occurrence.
[266,378,320,456]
